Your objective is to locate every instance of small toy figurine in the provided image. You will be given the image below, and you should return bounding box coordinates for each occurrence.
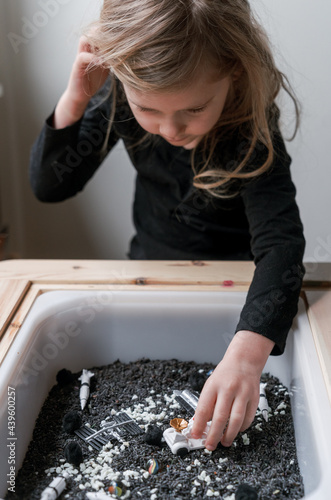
[163,417,211,456]
[40,472,68,500]
[78,369,94,410]
[258,382,269,422]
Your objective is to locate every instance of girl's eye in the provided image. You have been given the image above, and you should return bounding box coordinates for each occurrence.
[188,106,207,114]
[137,106,155,113]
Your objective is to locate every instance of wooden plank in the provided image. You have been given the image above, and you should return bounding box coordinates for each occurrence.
[35,283,249,292]
[0,279,31,338]
[0,259,329,287]
[0,260,256,285]
[305,291,331,404]
[0,285,41,364]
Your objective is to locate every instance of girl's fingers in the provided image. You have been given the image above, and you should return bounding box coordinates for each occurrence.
[76,51,96,70]
[78,35,93,54]
[204,411,232,450]
[191,387,215,439]
[193,385,259,450]
[239,398,259,432]
[219,398,247,447]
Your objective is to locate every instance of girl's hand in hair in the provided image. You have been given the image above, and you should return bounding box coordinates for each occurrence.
[191,331,274,450]
[54,35,109,129]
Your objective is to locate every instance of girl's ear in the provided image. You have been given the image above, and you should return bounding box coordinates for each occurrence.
[232,68,243,82]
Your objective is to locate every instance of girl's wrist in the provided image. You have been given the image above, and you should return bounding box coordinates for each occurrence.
[224,330,275,374]
[53,90,90,129]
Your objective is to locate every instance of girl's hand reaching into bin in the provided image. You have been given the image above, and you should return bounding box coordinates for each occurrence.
[191,330,275,450]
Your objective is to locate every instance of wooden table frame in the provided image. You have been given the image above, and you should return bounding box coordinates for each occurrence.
[1,259,331,403]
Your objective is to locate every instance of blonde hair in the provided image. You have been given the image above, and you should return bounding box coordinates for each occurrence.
[87,0,299,197]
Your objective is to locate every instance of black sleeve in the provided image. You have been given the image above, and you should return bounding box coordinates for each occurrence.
[235,133,305,355]
[29,79,119,202]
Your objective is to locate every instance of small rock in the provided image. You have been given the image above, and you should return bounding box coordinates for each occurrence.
[235,483,258,500]
[56,368,74,386]
[63,411,82,434]
[64,441,83,467]
[143,424,163,446]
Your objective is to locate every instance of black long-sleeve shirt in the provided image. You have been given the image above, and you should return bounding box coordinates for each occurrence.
[29,80,305,355]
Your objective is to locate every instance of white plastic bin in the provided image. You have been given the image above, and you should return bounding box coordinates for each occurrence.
[0,290,330,498]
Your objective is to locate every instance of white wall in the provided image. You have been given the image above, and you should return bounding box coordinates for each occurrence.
[1,0,135,259]
[0,0,330,262]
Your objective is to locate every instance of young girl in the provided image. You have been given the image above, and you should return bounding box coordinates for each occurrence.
[30,0,305,451]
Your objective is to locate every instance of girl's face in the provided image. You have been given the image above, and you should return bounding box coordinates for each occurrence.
[123,69,231,149]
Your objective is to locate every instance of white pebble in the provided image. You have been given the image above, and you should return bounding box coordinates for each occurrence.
[186,466,192,472]
[91,479,105,490]
[123,470,140,478]
[242,433,250,445]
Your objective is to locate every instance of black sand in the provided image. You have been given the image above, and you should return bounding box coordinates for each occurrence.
[6,359,304,499]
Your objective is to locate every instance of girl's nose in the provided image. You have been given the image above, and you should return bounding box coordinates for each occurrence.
[159,117,185,140]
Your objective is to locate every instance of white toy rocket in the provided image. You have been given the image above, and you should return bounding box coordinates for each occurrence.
[78,369,94,410]
[40,472,68,500]
[258,382,269,422]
